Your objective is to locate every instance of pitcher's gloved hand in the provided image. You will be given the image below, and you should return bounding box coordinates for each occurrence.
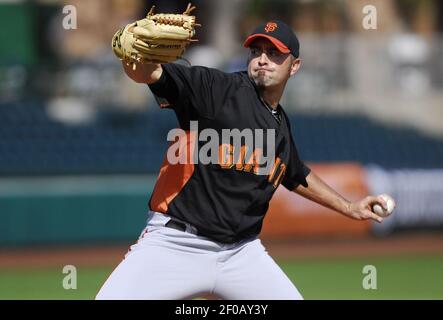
[112,3,198,67]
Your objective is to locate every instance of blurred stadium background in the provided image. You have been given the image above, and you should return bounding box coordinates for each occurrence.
[1,0,443,299]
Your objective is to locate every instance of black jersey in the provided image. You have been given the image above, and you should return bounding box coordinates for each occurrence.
[148,63,310,243]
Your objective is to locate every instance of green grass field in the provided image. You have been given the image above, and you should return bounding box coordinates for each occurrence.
[1,254,442,299]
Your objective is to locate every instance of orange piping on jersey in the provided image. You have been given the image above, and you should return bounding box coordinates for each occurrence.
[150,130,197,213]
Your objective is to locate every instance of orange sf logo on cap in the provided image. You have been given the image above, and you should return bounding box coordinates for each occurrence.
[264,22,277,33]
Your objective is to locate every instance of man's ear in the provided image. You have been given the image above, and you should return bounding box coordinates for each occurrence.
[290,58,301,76]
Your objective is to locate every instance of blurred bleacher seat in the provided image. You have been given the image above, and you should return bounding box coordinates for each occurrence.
[0,101,175,176]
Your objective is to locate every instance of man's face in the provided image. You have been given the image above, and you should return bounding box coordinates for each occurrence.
[247,38,300,89]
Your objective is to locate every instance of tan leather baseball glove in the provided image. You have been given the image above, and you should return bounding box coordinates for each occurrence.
[112,3,198,65]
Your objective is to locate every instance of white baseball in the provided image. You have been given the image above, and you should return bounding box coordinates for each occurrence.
[372,194,396,217]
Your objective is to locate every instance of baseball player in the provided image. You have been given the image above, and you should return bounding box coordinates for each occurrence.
[97,5,394,300]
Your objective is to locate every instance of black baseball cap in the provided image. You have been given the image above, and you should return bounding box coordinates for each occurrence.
[243,20,300,58]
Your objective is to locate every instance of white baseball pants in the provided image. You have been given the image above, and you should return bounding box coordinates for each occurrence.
[96,211,303,300]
